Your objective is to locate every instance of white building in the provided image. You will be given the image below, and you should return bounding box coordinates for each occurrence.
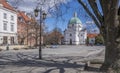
[64,12,87,45]
[0,0,17,45]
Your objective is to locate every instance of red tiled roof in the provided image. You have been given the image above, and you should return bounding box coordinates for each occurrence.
[18,11,31,22]
[0,0,16,11]
[17,11,21,17]
[87,34,98,38]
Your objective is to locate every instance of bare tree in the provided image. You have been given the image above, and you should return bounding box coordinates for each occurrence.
[44,27,63,45]
[28,16,47,47]
[78,0,120,72]
[7,0,24,9]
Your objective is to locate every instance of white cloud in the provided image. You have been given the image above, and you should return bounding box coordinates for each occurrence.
[8,0,70,13]
[86,21,94,24]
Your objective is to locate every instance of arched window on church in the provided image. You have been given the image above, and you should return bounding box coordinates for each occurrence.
[81,34,83,36]
[79,25,81,27]
[68,25,71,28]
[70,34,72,36]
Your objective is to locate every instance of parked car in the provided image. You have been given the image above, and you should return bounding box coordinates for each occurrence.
[50,45,58,48]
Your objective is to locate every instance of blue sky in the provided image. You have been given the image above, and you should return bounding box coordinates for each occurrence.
[45,0,99,33]
[8,0,99,33]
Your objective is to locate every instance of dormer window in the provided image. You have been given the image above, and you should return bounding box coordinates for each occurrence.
[18,17,23,22]
[27,21,31,24]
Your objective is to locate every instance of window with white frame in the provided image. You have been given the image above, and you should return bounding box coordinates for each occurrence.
[3,13,7,19]
[11,23,14,31]
[3,22,7,31]
[11,15,14,21]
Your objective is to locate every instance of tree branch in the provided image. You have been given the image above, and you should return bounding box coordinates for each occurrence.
[99,0,104,15]
[99,0,112,19]
[78,0,101,28]
[88,0,103,24]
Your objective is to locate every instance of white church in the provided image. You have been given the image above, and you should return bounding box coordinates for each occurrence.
[64,12,87,45]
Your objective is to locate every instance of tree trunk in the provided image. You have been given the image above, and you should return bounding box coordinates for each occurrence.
[103,26,120,73]
[101,8,120,73]
[77,0,120,72]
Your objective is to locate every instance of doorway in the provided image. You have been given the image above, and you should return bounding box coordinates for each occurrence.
[10,37,14,45]
[3,36,8,44]
[70,39,72,45]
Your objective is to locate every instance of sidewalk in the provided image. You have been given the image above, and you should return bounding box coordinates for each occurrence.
[0,45,28,50]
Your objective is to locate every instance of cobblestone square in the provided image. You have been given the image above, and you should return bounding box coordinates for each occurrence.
[0,45,105,73]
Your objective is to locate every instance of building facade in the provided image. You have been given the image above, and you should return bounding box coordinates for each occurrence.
[87,34,98,45]
[64,12,87,45]
[17,11,31,45]
[17,11,42,46]
[0,0,17,45]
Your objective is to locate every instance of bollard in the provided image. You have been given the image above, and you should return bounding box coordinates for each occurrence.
[84,61,90,70]
[6,44,9,50]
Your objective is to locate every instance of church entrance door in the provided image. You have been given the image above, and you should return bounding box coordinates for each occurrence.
[70,39,72,45]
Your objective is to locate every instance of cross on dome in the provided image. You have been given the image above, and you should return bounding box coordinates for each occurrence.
[74,12,77,17]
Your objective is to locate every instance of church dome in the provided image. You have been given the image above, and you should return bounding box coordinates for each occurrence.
[69,12,82,24]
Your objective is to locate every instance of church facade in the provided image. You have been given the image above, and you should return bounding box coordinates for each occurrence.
[64,12,87,45]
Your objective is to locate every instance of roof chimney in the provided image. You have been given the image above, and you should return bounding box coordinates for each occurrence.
[0,4,3,6]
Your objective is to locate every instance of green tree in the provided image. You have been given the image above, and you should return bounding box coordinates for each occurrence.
[95,34,104,45]
[78,0,120,72]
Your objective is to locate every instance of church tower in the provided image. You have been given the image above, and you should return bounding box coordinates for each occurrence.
[64,12,87,45]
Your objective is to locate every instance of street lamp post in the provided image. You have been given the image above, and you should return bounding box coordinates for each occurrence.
[34,7,47,59]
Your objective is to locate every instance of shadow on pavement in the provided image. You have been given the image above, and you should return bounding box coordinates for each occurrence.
[0,53,84,73]
[0,52,103,73]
